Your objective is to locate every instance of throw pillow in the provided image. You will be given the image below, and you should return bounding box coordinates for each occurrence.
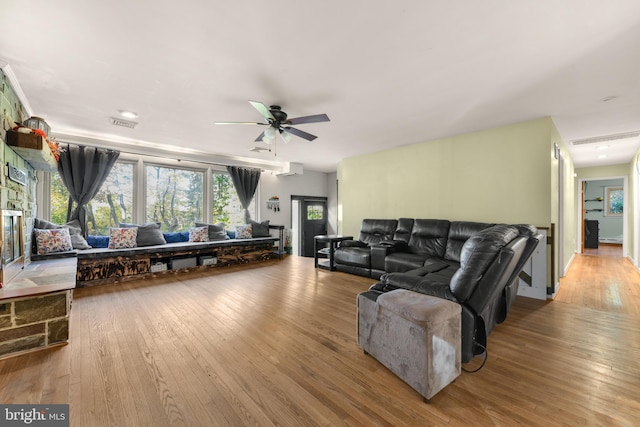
[189,226,209,242]
[119,222,166,246]
[235,224,253,239]
[194,222,229,241]
[249,219,270,237]
[108,227,138,249]
[34,228,74,255]
[33,217,92,250]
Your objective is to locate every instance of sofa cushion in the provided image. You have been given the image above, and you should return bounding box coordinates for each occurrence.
[120,222,167,246]
[249,219,270,237]
[34,218,91,250]
[359,219,398,245]
[34,228,74,255]
[189,226,209,242]
[195,222,229,241]
[236,224,252,239]
[333,246,371,268]
[87,235,109,248]
[444,221,493,263]
[108,227,138,249]
[393,218,414,243]
[385,252,432,273]
[408,219,450,257]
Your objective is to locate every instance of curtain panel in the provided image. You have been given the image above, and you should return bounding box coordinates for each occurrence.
[57,144,120,235]
[226,166,261,223]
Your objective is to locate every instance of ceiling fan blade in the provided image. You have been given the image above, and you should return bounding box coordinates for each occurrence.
[214,121,264,125]
[283,126,317,141]
[287,113,330,125]
[249,100,275,121]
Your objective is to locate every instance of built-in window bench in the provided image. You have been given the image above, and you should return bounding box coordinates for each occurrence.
[75,237,280,287]
[0,258,75,359]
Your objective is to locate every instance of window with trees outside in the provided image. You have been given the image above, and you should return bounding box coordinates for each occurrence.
[50,162,134,235]
[146,165,204,232]
[605,186,623,217]
[50,159,257,235]
[211,172,256,228]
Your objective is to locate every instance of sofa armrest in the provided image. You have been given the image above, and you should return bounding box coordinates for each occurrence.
[339,240,367,248]
[378,239,409,250]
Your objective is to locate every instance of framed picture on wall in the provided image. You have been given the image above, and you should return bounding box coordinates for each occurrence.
[604,186,623,216]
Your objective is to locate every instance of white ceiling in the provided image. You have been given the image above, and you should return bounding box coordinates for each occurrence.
[2,0,640,172]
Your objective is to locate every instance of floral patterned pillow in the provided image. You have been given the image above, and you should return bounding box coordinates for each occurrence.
[108,227,138,249]
[235,224,253,239]
[34,228,73,255]
[189,226,209,242]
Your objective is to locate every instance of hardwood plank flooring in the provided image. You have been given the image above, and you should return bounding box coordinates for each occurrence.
[0,254,638,426]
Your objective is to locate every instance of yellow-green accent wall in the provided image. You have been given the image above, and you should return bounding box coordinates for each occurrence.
[338,117,575,291]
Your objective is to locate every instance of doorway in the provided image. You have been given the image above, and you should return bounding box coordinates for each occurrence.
[578,177,626,257]
[291,196,327,257]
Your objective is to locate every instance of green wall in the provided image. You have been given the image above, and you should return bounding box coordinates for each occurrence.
[338,117,575,291]
[339,117,557,232]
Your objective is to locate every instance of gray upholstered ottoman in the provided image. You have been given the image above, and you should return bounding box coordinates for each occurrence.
[357,289,461,401]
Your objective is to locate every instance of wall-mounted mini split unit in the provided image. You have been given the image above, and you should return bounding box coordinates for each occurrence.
[277,162,303,176]
[109,117,138,129]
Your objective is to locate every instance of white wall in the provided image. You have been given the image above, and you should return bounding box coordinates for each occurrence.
[258,169,332,237]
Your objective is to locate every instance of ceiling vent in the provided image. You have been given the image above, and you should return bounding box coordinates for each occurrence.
[571,131,640,145]
[109,117,138,129]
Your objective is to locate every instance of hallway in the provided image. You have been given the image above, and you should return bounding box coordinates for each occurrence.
[554,244,640,316]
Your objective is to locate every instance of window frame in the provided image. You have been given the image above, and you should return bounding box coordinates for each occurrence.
[604,186,623,217]
[45,153,259,234]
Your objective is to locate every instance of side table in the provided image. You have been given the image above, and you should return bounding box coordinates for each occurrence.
[314,235,353,271]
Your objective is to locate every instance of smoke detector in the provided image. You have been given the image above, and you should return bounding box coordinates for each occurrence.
[109,117,138,129]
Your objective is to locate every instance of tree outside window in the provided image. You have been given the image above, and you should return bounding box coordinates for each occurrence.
[211,172,255,228]
[50,162,134,235]
[146,165,204,232]
[605,186,623,217]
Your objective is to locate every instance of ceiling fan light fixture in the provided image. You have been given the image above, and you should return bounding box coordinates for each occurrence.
[280,130,293,144]
[264,127,276,139]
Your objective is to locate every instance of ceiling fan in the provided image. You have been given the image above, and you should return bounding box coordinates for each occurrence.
[215,101,330,145]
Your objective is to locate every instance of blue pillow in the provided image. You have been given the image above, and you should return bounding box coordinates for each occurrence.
[163,232,190,243]
[86,235,109,248]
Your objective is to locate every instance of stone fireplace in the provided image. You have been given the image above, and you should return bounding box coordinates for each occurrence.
[1,209,25,287]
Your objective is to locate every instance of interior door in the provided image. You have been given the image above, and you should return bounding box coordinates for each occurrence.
[301,199,327,257]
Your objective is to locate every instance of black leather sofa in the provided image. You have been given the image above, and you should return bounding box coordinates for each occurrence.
[342,218,542,362]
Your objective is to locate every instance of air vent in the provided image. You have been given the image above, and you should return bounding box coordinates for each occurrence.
[571,131,640,145]
[109,117,138,129]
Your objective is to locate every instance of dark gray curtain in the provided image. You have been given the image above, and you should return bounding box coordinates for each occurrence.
[57,144,120,235]
[227,166,261,223]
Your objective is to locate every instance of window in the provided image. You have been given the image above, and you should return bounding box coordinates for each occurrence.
[307,205,324,220]
[146,165,204,232]
[49,156,260,234]
[605,186,623,216]
[211,172,256,228]
[50,162,134,235]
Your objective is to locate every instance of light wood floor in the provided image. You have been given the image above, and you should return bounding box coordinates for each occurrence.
[0,251,639,426]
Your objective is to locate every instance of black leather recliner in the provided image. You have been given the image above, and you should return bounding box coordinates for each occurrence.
[334,219,397,277]
[365,224,542,363]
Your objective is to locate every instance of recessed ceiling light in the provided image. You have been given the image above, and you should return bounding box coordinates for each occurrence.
[595,145,609,150]
[119,110,139,119]
[597,154,607,159]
